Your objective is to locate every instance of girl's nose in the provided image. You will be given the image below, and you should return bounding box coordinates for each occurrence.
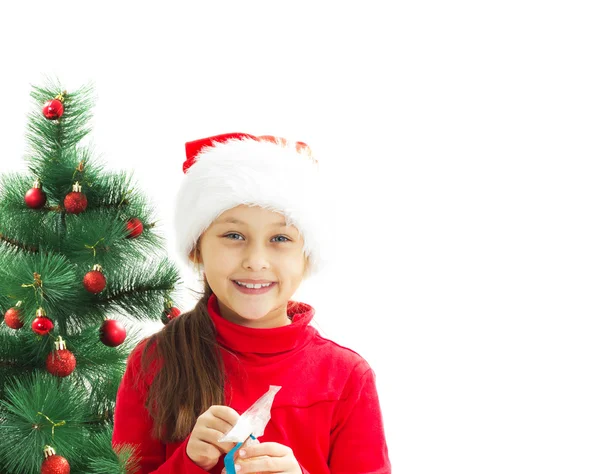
[242,249,270,271]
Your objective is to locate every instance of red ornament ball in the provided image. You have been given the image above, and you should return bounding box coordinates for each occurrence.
[46,348,76,377]
[25,186,47,209]
[41,453,70,474]
[42,99,64,120]
[126,217,144,239]
[99,319,127,347]
[63,191,87,214]
[4,307,24,329]
[32,316,54,335]
[83,269,106,293]
[161,306,181,325]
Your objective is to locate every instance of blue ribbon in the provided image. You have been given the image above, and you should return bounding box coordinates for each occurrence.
[224,434,257,474]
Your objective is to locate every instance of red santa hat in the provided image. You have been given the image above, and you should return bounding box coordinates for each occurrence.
[173,132,328,278]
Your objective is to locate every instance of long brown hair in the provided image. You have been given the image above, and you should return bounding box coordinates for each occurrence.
[139,271,226,443]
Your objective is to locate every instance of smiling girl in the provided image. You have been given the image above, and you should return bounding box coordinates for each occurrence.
[112,133,391,473]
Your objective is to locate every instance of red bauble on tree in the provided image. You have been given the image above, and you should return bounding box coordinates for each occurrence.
[24,179,47,209]
[42,98,64,120]
[83,264,106,293]
[46,336,76,377]
[4,300,24,329]
[126,217,144,239]
[99,319,127,347]
[32,308,54,335]
[41,445,70,474]
[63,181,87,214]
[161,305,181,325]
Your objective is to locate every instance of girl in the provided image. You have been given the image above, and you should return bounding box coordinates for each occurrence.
[112,133,391,473]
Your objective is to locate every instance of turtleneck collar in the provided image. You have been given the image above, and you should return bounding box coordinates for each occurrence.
[207,293,316,354]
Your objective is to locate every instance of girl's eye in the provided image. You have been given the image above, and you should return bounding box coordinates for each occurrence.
[224,233,243,240]
[224,233,290,242]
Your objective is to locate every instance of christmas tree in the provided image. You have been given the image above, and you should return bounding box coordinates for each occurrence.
[0,80,182,474]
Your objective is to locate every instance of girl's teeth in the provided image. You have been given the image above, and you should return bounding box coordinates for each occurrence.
[235,281,272,289]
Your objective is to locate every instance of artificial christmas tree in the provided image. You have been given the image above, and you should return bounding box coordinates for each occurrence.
[0,80,182,473]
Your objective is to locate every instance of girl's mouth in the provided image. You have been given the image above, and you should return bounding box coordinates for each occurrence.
[232,280,277,295]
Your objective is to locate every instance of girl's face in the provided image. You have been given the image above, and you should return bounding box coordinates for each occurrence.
[190,204,309,328]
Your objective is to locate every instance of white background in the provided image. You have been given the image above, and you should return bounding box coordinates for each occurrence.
[1,1,600,472]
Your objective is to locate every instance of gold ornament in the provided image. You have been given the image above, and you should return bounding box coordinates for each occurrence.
[54,336,67,351]
[43,445,56,458]
[54,90,67,102]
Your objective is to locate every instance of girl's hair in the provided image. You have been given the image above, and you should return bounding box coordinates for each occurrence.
[138,266,226,443]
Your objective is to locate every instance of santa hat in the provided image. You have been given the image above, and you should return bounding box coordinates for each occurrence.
[172,132,328,278]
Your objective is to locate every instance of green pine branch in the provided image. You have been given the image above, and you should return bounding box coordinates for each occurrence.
[86,427,140,474]
[0,372,140,473]
[96,257,180,319]
[26,79,94,163]
[0,372,90,473]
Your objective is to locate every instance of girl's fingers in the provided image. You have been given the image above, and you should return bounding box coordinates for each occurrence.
[239,442,292,459]
[238,455,278,473]
[209,405,240,426]
[196,427,237,453]
[205,415,235,437]
[236,443,294,473]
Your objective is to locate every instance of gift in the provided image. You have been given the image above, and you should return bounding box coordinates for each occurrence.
[219,385,281,474]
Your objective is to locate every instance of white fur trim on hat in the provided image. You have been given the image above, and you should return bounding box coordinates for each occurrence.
[172,136,328,278]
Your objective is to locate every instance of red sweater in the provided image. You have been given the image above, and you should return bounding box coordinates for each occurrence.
[112,293,391,473]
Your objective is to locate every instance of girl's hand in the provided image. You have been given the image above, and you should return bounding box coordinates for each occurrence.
[186,405,240,470]
[223,442,302,474]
